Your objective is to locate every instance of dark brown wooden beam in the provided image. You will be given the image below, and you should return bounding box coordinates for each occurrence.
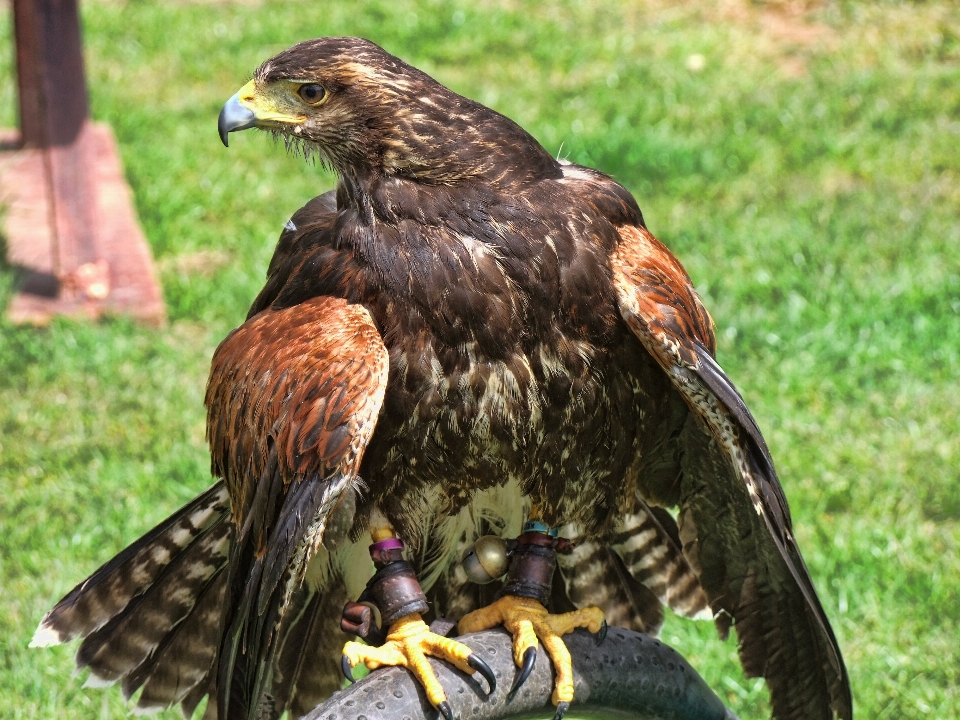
[14,0,89,148]
[3,0,165,324]
[12,0,100,283]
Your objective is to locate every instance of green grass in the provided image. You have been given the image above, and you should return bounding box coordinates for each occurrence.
[2,0,959,718]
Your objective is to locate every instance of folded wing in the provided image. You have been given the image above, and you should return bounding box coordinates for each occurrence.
[206,295,388,720]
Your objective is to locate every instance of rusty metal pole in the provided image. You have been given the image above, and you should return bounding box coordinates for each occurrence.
[12,0,107,298]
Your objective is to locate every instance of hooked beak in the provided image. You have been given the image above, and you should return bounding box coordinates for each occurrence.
[218,92,257,147]
[218,79,307,147]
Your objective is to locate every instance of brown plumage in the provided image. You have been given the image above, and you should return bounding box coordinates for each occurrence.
[34,36,852,720]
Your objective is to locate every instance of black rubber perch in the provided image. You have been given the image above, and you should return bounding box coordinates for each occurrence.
[305,624,739,720]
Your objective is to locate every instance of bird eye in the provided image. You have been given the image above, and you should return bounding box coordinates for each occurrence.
[298,84,326,105]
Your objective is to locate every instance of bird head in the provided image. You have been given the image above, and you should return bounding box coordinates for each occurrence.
[218,37,558,185]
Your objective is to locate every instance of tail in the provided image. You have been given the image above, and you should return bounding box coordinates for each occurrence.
[424,491,711,636]
[34,479,368,719]
[557,499,712,635]
[32,482,232,715]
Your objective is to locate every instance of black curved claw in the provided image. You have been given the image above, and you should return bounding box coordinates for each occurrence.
[437,700,454,720]
[467,653,497,695]
[508,646,537,700]
[553,700,571,720]
[595,619,608,646]
[341,654,355,684]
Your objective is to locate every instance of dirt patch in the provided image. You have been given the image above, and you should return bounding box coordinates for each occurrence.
[723,0,834,45]
[159,248,233,277]
[717,0,837,77]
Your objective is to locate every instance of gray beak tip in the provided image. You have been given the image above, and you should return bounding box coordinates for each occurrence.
[218,93,257,148]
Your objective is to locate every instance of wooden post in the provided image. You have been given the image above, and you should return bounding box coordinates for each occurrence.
[14,0,89,148]
[12,0,105,297]
[2,0,165,324]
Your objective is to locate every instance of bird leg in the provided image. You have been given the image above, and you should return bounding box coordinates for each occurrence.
[340,519,496,720]
[457,520,606,720]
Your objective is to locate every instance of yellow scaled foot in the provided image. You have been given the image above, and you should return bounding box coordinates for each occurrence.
[342,613,496,720]
[458,595,605,710]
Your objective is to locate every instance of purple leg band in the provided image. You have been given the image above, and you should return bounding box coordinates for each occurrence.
[370,537,405,553]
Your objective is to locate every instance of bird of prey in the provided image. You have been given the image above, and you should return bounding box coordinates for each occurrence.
[33,37,852,720]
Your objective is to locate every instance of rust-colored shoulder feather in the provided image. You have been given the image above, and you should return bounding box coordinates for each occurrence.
[611,224,716,362]
[207,296,387,521]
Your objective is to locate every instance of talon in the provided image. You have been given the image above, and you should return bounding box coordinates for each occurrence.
[437,700,454,720]
[508,646,537,699]
[341,654,354,684]
[595,619,607,646]
[457,595,599,709]
[467,653,497,695]
[553,700,571,720]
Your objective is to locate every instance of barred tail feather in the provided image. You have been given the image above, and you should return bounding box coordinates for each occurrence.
[611,502,711,621]
[33,482,231,648]
[31,482,232,716]
[182,672,216,720]
[557,499,710,635]
[125,569,227,711]
[556,534,665,634]
[76,517,231,688]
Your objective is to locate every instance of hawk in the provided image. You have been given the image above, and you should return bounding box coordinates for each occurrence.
[33,37,852,720]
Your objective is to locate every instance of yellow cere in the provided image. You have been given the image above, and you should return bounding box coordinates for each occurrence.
[235,79,309,127]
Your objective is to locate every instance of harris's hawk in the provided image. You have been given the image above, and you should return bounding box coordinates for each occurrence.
[33,37,852,720]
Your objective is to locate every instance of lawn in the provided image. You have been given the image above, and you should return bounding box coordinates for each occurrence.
[1,0,958,718]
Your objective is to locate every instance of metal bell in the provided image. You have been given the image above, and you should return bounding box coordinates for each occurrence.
[461,535,509,584]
